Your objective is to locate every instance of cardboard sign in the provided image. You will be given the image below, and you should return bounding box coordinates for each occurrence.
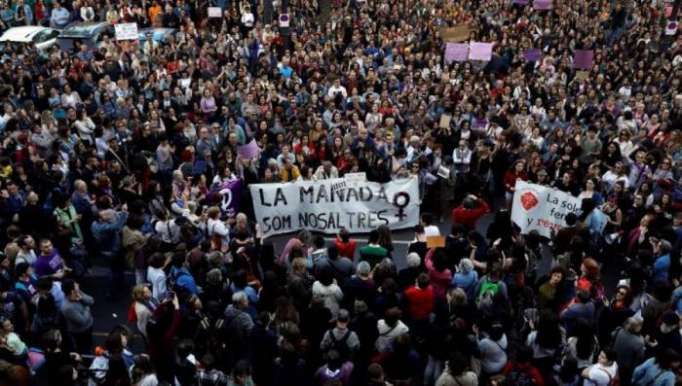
[208,7,222,18]
[114,23,138,41]
[441,25,470,42]
[468,42,494,61]
[427,235,446,249]
[574,71,590,81]
[439,113,452,129]
[444,43,469,63]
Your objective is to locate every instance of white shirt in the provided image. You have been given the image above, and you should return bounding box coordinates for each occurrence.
[241,12,254,27]
[16,249,37,266]
[154,219,180,243]
[424,225,441,237]
[206,218,229,245]
[147,267,167,302]
[583,362,618,386]
[327,85,348,99]
[601,170,629,191]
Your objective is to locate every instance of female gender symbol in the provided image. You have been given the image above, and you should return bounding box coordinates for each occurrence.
[392,192,410,221]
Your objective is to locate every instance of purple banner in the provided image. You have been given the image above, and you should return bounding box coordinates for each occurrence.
[534,0,552,10]
[468,42,494,61]
[573,49,594,70]
[216,178,242,217]
[238,139,260,159]
[444,43,469,63]
[524,48,542,62]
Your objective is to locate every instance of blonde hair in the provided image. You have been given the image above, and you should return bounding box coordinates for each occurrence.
[291,257,307,273]
[3,243,19,260]
[131,284,148,302]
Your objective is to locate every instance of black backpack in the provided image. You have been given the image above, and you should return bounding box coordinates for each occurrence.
[327,328,352,359]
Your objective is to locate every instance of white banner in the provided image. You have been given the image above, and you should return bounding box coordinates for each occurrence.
[249,177,420,238]
[115,23,139,41]
[511,180,581,238]
[208,7,222,18]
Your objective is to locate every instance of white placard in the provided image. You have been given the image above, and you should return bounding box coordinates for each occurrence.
[115,23,139,41]
[208,7,222,18]
[511,180,581,238]
[665,20,678,36]
[344,172,367,183]
[279,13,290,28]
[437,166,450,179]
[250,177,420,238]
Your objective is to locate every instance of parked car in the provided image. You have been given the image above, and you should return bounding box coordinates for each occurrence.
[0,26,60,52]
[138,28,176,43]
[57,21,113,52]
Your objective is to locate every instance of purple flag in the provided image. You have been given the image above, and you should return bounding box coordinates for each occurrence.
[533,0,552,10]
[573,49,594,70]
[444,43,469,64]
[468,42,494,61]
[237,139,260,159]
[512,0,529,5]
[524,49,542,62]
[216,178,242,218]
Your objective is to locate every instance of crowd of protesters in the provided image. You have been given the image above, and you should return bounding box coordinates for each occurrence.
[0,0,680,385]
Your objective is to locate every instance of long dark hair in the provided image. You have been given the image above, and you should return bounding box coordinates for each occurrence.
[536,310,562,349]
[573,319,595,360]
[102,354,131,386]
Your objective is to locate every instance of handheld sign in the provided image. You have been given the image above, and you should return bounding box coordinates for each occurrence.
[444,43,469,63]
[427,236,446,249]
[468,42,494,61]
[208,7,222,18]
[511,181,581,238]
[440,25,470,42]
[279,13,290,28]
[115,23,139,41]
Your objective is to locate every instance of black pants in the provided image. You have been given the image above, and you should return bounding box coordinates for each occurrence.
[71,328,93,355]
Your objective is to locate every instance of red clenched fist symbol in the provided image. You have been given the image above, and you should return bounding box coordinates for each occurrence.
[520,191,538,211]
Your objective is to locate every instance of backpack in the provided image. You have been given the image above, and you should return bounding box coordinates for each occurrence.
[476,279,501,308]
[503,364,536,386]
[169,267,195,294]
[327,328,352,359]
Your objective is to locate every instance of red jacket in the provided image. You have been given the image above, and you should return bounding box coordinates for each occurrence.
[335,237,357,259]
[404,285,435,321]
[451,199,490,229]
